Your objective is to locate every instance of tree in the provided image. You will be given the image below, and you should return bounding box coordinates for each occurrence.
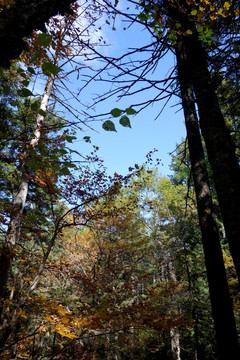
[0,3,110,348]
[87,1,240,357]
[96,0,240,284]
[167,0,240,288]
[0,0,76,67]
[174,32,239,358]
[1,0,240,357]
[1,167,204,360]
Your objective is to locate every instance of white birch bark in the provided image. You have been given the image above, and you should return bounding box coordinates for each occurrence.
[168,256,181,360]
[170,328,181,360]
[0,74,55,301]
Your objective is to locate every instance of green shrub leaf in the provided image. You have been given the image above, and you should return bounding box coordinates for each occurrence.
[119,116,131,128]
[102,120,117,132]
[110,108,123,117]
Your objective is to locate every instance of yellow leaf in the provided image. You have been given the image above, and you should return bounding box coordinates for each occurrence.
[223,1,231,10]
[56,304,71,316]
[197,9,206,20]
[54,324,78,339]
[19,309,27,320]
[210,13,218,20]
[217,8,227,17]
[191,9,197,16]
[183,29,193,36]
[45,314,58,323]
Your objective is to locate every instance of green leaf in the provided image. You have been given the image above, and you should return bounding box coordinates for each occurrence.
[17,88,33,97]
[138,13,149,22]
[50,154,59,160]
[125,107,136,115]
[110,108,123,117]
[61,167,70,175]
[37,33,52,47]
[52,148,61,154]
[38,109,46,116]
[58,149,68,155]
[119,116,131,128]
[83,136,91,143]
[42,62,62,76]
[63,161,76,168]
[102,120,117,132]
[17,68,27,78]
[30,50,42,63]
[65,135,76,143]
[27,214,38,222]
[27,66,36,74]
[17,67,25,74]
[21,80,29,87]
[26,113,36,121]
[31,101,39,111]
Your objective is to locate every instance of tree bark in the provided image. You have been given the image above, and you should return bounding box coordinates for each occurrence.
[0,0,75,67]
[170,328,181,360]
[170,1,240,286]
[175,35,240,360]
[0,74,55,306]
[168,261,181,360]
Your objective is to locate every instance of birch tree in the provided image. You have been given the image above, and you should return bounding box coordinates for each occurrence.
[0,2,109,349]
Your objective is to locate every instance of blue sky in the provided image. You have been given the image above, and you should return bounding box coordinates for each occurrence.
[93,102,185,177]
[76,84,186,177]
[67,8,186,177]
[33,1,186,178]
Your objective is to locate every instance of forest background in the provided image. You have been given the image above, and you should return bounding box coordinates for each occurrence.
[0,0,240,359]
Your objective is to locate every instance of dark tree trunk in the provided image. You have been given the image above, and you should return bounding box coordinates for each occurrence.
[175,35,240,360]
[170,2,240,286]
[0,0,75,67]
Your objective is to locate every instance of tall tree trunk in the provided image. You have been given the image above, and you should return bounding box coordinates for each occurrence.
[175,35,240,359]
[0,73,55,306]
[171,1,240,286]
[168,261,181,360]
[170,328,181,360]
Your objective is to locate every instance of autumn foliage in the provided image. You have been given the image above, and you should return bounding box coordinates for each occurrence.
[0,0,240,359]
